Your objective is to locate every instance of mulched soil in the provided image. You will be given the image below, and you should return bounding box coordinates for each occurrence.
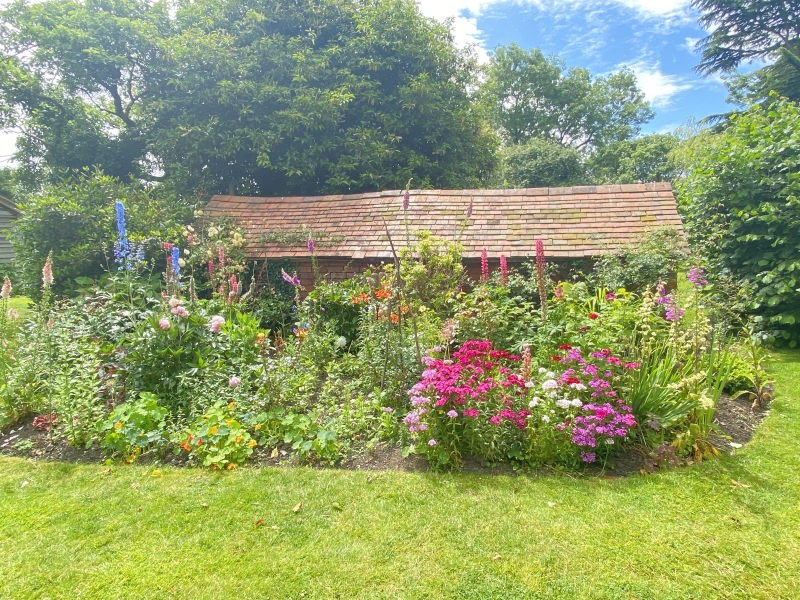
[0,394,769,477]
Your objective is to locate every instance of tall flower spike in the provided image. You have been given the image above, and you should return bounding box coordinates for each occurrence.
[535,239,547,321]
[42,253,54,288]
[499,254,508,287]
[307,236,315,254]
[403,190,410,211]
[114,201,130,267]
[481,248,489,283]
[466,197,473,219]
[171,246,181,284]
[521,343,532,381]
[1,277,10,300]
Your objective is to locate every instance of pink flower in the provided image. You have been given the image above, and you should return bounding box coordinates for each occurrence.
[499,254,508,287]
[447,410,458,418]
[427,439,436,446]
[1,277,10,300]
[158,318,170,330]
[42,254,54,287]
[209,315,225,333]
[168,297,182,308]
[7,308,18,319]
[229,376,241,388]
[605,293,616,301]
[481,248,489,283]
[624,362,640,370]
[588,313,599,320]
[462,408,479,418]
[171,306,189,318]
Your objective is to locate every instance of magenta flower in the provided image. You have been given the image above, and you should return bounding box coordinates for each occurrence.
[307,237,315,254]
[462,408,479,418]
[281,269,301,286]
[499,254,508,287]
[481,248,489,283]
[687,266,708,288]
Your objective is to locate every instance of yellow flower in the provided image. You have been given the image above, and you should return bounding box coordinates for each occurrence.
[210,426,219,435]
[226,419,235,427]
[114,422,122,430]
[235,435,244,444]
[226,463,237,470]
[228,401,237,410]
[247,440,258,448]
[254,423,262,431]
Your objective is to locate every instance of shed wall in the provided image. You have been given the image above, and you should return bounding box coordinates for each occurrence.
[0,207,15,264]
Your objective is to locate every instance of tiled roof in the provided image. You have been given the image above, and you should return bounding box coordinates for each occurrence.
[204,183,684,260]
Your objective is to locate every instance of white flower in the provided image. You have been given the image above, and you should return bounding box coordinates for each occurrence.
[570,383,587,391]
[524,381,535,388]
[542,380,558,390]
[538,367,547,374]
[555,399,572,410]
[571,399,583,408]
[208,226,219,237]
[605,438,614,445]
[546,371,555,379]
[336,336,347,348]
[550,410,555,414]
[528,399,539,408]
[541,415,550,423]
[178,258,186,267]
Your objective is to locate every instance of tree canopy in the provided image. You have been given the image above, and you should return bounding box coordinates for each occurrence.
[693,0,800,102]
[0,0,498,196]
[478,43,653,148]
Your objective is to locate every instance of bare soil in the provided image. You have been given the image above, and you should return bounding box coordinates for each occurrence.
[0,394,769,477]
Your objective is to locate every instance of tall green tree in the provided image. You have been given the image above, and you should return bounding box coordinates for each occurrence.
[694,0,800,102]
[478,43,653,148]
[587,134,679,184]
[677,96,800,346]
[0,0,497,196]
[500,138,585,188]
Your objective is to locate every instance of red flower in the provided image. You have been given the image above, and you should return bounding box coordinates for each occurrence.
[588,313,599,320]
[579,326,591,333]
[558,344,572,350]
[552,355,563,362]
[606,293,617,301]
[565,377,581,385]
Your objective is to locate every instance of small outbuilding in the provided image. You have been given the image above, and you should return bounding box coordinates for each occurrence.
[0,194,19,267]
[204,183,685,287]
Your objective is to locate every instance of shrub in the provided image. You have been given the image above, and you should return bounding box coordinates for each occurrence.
[677,96,800,346]
[177,401,256,470]
[99,392,169,461]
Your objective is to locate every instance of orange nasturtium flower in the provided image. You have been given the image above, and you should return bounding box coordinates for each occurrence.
[235,435,244,444]
[226,463,237,470]
[228,401,237,410]
[114,422,123,430]
[210,426,219,435]
[247,440,258,448]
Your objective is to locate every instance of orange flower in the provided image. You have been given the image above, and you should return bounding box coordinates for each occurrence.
[400,304,410,314]
[390,313,400,324]
[235,435,244,444]
[210,426,219,435]
[375,288,391,300]
[247,440,258,448]
[114,422,122,431]
[226,463,237,470]
[352,292,370,304]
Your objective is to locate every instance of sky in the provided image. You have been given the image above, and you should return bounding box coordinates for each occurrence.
[0,0,738,166]
[417,0,737,133]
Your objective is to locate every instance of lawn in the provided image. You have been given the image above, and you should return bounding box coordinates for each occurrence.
[1,352,799,600]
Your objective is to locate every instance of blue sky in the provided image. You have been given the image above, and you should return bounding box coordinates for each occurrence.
[417,0,742,134]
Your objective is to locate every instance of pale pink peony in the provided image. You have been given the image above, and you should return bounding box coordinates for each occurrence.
[158,318,170,330]
[168,297,182,308]
[209,315,225,333]
[229,376,241,388]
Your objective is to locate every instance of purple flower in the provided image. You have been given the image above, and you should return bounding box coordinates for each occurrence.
[281,269,301,286]
[581,451,596,463]
[384,407,393,413]
[307,237,315,254]
[687,265,708,288]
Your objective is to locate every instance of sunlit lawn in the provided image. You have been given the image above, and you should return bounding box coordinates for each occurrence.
[0,352,799,599]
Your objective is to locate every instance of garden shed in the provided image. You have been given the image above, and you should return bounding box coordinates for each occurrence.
[204,183,684,287]
[0,194,19,266]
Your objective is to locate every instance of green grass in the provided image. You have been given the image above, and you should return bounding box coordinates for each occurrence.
[2,354,800,599]
[7,295,32,319]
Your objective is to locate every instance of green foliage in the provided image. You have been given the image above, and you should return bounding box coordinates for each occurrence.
[0,0,497,196]
[587,134,680,184]
[179,401,256,469]
[400,231,465,314]
[694,0,800,103]
[500,138,585,188]
[479,43,653,148]
[590,228,688,292]
[677,97,800,345]
[10,173,187,297]
[99,392,169,461]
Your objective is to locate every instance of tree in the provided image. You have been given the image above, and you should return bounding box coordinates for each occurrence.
[478,43,653,148]
[500,138,585,188]
[0,0,498,196]
[587,134,679,184]
[677,96,800,346]
[694,0,800,102]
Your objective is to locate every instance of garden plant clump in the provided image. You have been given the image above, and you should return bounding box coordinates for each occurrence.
[0,199,772,473]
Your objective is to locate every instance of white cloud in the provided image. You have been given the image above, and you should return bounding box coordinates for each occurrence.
[622,60,694,107]
[0,132,17,166]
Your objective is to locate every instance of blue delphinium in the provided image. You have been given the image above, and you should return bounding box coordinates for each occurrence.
[171,246,181,285]
[114,201,130,268]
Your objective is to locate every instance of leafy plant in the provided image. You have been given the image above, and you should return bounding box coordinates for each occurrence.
[178,401,256,470]
[99,392,168,461]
